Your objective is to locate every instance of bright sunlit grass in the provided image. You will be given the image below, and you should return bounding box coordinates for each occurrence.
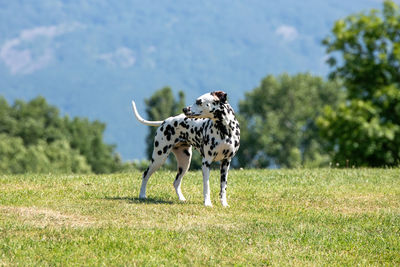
[1,169,399,265]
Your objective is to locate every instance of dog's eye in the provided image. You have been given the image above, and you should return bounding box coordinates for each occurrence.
[196,99,202,106]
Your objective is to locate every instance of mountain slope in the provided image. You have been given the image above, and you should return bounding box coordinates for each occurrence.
[0,0,383,159]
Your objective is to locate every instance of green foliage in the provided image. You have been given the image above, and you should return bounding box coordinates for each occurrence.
[144,87,203,170]
[0,97,64,145]
[319,0,400,166]
[0,96,121,173]
[237,73,343,168]
[64,117,122,173]
[0,134,91,174]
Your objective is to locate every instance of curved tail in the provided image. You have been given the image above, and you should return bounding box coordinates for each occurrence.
[131,100,163,127]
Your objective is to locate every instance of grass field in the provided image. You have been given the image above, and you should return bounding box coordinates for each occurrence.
[0,168,399,266]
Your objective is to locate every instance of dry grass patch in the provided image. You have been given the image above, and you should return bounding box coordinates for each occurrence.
[87,201,247,231]
[0,205,96,228]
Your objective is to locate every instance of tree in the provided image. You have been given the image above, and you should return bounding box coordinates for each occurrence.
[0,134,91,174]
[0,96,65,147]
[0,96,121,173]
[318,0,400,166]
[237,73,342,168]
[64,117,122,173]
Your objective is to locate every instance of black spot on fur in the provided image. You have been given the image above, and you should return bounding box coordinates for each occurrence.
[221,175,226,182]
[204,135,210,146]
[157,150,162,155]
[164,124,176,141]
[202,161,211,168]
[155,141,159,147]
[163,145,168,154]
[179,131,189,141]
[210,137,218,151]
[184,149,190,156]
[143,167,149,178]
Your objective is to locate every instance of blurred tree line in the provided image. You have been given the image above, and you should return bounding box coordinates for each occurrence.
[1,0,398,173]
[0,96,123,173]
[237,74,343,168]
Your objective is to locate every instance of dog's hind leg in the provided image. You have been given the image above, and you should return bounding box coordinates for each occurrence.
[139,149,170,199]
[172,145,192,201]
[220,159,231,207]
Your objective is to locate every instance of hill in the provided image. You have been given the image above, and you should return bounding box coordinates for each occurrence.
[0,0,384,160]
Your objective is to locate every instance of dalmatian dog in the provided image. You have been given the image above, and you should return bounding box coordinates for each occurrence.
[131,91,240,207]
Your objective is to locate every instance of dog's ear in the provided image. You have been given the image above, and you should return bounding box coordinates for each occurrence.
[212,91,227,103]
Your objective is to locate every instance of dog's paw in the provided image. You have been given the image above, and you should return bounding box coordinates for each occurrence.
[204,200,213,207]
[221,200,229,207]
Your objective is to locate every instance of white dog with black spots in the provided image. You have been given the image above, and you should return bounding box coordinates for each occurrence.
[131,91,240,207]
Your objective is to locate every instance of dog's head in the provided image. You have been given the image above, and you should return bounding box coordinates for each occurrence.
[183,91,228,119]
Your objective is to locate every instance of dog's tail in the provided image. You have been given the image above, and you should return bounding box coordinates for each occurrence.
[131,100,163,127]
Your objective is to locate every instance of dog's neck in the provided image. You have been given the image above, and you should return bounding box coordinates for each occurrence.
[212,103,239,139]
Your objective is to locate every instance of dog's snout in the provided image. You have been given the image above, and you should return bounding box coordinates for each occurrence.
[183,107,190,114]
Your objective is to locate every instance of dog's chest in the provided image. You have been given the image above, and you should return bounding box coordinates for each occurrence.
[204,129,240,161]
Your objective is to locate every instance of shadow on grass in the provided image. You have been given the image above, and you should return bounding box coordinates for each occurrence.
[104,196,174,205]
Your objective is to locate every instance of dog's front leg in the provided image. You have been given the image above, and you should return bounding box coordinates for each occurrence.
[220,159,231,207]
[202,160,212,207]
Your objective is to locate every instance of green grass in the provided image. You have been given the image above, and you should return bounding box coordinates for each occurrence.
[1,169,399,266]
